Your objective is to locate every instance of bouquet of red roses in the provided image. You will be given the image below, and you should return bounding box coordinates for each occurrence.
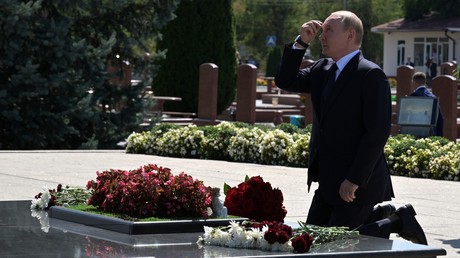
[223,175,287,222]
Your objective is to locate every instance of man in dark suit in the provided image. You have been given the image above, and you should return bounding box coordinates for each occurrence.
[275,10,427,245]
[405,56,414,67]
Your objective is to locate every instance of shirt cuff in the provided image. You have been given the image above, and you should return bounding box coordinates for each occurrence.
[291,42,306,50]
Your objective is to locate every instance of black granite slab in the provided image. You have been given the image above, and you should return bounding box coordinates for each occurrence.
[0,200,447,258]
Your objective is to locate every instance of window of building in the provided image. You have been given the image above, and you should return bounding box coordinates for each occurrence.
[414,38,425,66]
[397,40,405,66]
[413,37,449,67]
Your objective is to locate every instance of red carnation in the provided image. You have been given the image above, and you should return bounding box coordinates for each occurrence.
[292,233,314,253]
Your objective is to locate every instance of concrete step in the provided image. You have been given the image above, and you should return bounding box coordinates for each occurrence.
[261,94,303,106]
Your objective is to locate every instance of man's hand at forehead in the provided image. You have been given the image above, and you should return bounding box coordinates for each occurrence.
[299,20,323,44]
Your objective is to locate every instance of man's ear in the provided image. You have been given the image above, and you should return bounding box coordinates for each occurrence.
[348,29,355,42]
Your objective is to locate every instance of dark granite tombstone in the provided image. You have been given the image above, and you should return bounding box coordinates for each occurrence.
[0,200,447,257]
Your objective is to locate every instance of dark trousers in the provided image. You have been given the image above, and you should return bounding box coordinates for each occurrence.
[306,189,374,230]
[306,189,394,238]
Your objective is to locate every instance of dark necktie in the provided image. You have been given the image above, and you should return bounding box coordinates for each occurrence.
[322,63,338,101]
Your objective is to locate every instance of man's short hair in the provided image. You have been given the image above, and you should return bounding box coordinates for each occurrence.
[412,72,426,85]
[331,10,363,47]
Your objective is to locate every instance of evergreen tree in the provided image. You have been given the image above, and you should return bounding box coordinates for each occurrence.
[265,46,282,77]
[234,0,303,69]
[233,0,403,68]
[404,0,460,20]
[153,0,237,114]
[0,0,179,149]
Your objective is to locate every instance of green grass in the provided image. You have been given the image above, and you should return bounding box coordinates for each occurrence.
[67,205,185,222]
[66,204,239,222]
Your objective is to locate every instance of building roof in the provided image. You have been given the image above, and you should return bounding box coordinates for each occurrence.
[371,15,460,33]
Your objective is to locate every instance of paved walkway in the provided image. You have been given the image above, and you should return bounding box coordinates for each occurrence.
[0,150,458,257]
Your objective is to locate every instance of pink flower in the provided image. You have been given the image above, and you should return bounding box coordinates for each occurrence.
[86,164,212,218]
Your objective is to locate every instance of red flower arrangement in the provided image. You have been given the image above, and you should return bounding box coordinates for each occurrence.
[291,232,315,253]
[199,220,316,253]
[251,221,293,244]
[223,175,287,222]
[254,221,315,253]
[86,164,212,218]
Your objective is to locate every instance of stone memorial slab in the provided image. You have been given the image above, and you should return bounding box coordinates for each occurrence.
[0,200,446,258]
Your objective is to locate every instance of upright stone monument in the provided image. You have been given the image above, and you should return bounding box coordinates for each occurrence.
[432,75,458,141]
[440,61,456,76]
[236,64,258,124]
[396,65,415,102]
[196,63,219,125]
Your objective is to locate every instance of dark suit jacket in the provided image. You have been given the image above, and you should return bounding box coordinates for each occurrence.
[275,45,394,205]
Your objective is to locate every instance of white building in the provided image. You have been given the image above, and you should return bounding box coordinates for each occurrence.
[371,15,460,77]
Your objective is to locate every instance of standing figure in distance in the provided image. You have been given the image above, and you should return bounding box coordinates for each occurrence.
[425,58,438,85]
[405,56,414,67]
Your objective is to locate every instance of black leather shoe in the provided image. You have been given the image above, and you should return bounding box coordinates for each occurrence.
[379,204,396,218]
[364,204,396,224]
[395,204,428,245]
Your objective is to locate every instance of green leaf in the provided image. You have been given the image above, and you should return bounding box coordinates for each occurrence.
[223,183,231,195]
[244,175,249,182]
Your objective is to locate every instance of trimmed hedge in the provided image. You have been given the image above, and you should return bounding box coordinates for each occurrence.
[126,122,460,181]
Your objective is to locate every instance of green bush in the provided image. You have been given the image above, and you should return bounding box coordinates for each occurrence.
[385,134,459,180]
[126,124,460,181]
[200,122,238,161]
[156,125,204,158]
[228,127,265,164]
[259,129,293,165]
[287,133,311,168]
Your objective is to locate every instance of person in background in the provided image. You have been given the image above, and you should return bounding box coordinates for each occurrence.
[425,58,438,84]
[410,72,444,136]
[236,51,242,66]
[405,56,414,67]
[246,55,259,68]
[275,10,427,245]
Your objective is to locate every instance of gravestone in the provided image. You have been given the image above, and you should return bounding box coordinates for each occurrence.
[196,63,219,125]
[396,66,414,102]
[432,75,458,141]
[440,62,456,76]
[236,64,258,124]
[107,60,132,87]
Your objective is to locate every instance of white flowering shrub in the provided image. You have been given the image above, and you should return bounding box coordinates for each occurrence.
[126,123,181,155]
[402,146,433,178]
[126,123,460,181]
[287,132,311,167]
[200,121,239,161]
[156,124,204,158]
[125,131,149,154]
[385,134,460,181]
[259,129,293,165]
[228,127,265,163]
[428,142,460,180]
